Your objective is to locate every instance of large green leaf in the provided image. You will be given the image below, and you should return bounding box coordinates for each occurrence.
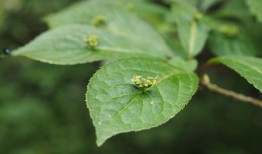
[210,56,262,92]
[171,4,209,58]
[86,57,199,146]
[208,30,257,56]
[12,25,169,64]
[247,0,262,22]
[44,0,174,57]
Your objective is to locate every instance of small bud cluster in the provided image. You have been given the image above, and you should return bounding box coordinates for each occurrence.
[218,24,239,37]
[193,10,203,21]
[131,76,157,92]
[85,34,99,49]
[91,15,107,27]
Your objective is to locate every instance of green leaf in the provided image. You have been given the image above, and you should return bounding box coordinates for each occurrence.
[212,0,250,20]
[44,0,174,57]
[168,57,198,72]
[241,22,262,56]
[247,0,262,22]
[166,0,198,7]
[86,57,199,146]
[12,25,169,64]
[210,56,262,92]
[200,0,222,12]
[124,0,168,27]
[166,0,222,11]
[172,5,209,58]
[208,29,257,56]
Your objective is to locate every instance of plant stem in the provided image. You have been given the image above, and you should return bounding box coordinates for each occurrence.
[200,75,262,108]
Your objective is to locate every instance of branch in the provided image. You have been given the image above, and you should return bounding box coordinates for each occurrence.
[200,74,262,108]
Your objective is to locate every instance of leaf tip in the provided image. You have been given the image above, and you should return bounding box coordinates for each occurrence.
[95,127,114,147]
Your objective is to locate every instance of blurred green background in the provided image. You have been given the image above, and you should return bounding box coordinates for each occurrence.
[0,0,261,154]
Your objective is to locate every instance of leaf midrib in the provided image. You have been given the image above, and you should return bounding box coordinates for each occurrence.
[104,70,180,127]
[188,21,197,58]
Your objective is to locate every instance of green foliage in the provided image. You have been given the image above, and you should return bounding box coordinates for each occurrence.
[13,25,170,64]
[87,57,198,146]
[247,0,262,22]
[44,0,173,57]
[168,57,198,72]
[171,4,209,57]
[210,56,262,92]
[4,0,262,147]
[208,26,257,56]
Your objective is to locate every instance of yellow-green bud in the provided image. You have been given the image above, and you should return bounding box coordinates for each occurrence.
[131,76,157,92]
[193,10,203,21]
[218,24,239,37]
[91,15,107,27]
[85,34,99,48]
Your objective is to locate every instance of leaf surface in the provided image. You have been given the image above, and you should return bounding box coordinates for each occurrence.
[12,25,169,64]
[44,0,173,57]
[172,5,209,57]
[208,31,257,56]
[86,57,199,146]
[168,57,198,72]
[247,0,262,22]
[210,56,262,92]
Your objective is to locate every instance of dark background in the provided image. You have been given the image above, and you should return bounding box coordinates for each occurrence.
[0,0,261,153]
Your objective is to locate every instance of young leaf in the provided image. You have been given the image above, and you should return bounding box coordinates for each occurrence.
[12,25,169,65]
[168,57,198,72]
[86,57,199,146]
[208,29,257,56]
[171,4,209,58]
[44,0,174,57]
[209,56,262,92]
[247,0,262,22]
